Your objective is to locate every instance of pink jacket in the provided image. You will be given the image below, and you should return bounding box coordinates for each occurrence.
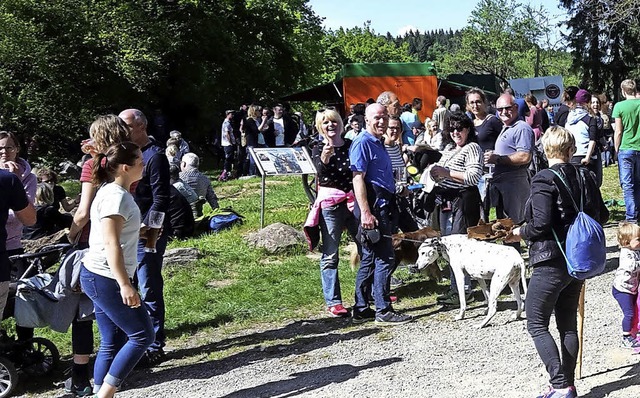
[303,187,355,250]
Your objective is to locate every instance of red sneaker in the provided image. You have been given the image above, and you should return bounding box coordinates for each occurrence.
[390,296,399,303]
[327,304,349,317]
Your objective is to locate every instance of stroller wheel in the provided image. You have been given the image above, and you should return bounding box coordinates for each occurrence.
[0,356,17,398]
[18,337,60,376]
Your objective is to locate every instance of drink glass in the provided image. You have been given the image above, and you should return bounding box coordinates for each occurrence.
[144,210,165,253]
[484,149,495,177]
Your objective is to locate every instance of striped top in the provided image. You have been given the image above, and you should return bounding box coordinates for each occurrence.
[436,142,483,190]
[385,144,407,183]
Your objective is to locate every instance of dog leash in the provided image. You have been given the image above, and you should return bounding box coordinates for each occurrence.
[381,235,431,244]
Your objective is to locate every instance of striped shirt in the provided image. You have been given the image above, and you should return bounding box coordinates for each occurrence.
[436,143,483,190]
[385,144,407,183]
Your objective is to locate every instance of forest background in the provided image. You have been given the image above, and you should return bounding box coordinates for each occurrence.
[0,0,638,165]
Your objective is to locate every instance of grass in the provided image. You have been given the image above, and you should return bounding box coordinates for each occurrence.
[36,175,361,356]
[29,164,628,356]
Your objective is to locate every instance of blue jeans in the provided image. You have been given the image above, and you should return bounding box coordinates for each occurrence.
[618,149,640,221]
[136,233,168,352]
[526,263,583,389]
[353,195,397,315]
[612,287,637,333]
[319,201,359,306]
[80,266,154,389]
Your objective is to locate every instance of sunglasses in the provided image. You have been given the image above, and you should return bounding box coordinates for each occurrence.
[448,125,467,133]
[317,106,336,113]
[496,105,515,112]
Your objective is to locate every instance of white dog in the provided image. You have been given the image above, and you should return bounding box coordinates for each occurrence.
[416,234,527,328]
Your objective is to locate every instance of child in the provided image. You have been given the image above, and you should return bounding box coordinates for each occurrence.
[80,142,153,397]
[22,183,72,240]
[614,222,640,349]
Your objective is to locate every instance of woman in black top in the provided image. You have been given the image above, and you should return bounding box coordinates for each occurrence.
[507,126,608,398]
[466,87,503,221]
[309,108,358,318]
[555,86,579,128]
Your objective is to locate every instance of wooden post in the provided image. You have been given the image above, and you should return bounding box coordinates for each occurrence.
[576,282,586,379]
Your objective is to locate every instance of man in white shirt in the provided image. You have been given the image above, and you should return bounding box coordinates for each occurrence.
[220,110,236,181]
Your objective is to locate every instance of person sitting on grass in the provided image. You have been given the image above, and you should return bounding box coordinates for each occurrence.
[179,152,219,212]
[22,183,72,240]
[36,167,78,212]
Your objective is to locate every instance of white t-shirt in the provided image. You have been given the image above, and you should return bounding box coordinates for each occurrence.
[83,183,141,279]
[221,119,235,147]
[273,117,285,147]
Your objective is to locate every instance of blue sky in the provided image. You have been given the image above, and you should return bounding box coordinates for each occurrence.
[308,0,567,36]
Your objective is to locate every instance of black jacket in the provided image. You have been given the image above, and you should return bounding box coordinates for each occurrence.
[520,163,608,267]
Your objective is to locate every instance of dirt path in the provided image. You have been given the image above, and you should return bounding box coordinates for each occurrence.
[29,225,640,397]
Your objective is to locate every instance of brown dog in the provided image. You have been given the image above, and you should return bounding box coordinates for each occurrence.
[349,227,442,280]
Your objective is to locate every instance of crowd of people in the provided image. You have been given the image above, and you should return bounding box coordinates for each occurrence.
[302,82,639,398]
[0,78,638,397]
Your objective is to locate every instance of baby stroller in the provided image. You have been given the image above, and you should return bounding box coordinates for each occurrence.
[0,243,72,397]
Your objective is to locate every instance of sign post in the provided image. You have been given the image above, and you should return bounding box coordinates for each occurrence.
[249,147,316,229]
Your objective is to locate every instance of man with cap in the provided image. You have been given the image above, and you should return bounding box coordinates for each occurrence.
[565,89,601,186]
[220,110,236,181]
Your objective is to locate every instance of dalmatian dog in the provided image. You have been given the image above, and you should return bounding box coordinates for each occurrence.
[416,234,527,328]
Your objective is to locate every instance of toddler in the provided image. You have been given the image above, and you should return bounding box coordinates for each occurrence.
[614,222,640,349]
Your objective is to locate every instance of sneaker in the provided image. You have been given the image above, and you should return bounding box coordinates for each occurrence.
[64,376,92,396]
[374,310,413,326]
[352,308,376,324]
[390,276,404,289]
[536,386,577,398]
[621,334,640,349]
[327,304,349,317]
[439,292,475,306]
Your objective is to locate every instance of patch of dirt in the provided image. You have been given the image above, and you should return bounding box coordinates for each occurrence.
[28,224,640,398]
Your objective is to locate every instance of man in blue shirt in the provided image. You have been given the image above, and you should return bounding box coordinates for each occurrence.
[119,109,171,366]
[0,170,36,319]
[485,94,534,236]
[349,103,413,325]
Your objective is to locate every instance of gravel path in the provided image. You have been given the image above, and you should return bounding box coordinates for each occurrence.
[27,225,640,397]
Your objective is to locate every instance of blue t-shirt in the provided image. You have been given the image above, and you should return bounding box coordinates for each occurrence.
[494,120,534,175]
[400,111,418,145]
[515,98,528,121]
[0,170,29,281]
[349,131,395,194]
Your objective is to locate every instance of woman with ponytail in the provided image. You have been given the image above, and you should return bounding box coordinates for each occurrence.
[80,142,153,398]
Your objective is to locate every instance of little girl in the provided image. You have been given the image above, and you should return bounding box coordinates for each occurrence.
[614,222,640,349]
[80,142,154,397]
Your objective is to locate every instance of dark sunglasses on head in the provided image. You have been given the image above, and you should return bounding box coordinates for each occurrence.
[317,106,336,113]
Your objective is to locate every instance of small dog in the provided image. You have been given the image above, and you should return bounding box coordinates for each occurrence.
[416,234,527,328]
[349,227,441,280]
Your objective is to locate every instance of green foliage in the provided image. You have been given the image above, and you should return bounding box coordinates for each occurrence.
[0,0,324,165]
[560,0,640,97]
[318,23,414,82]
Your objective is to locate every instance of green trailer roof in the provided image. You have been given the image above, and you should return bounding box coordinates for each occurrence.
[340,62,437,78]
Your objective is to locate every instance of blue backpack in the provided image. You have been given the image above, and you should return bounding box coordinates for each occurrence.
[209,208,244,232]
[549,168,606,280]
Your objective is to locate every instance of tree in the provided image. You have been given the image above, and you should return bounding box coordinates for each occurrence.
[560,0,640,97]
[317,23,413,82]
[0,0,325,164]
